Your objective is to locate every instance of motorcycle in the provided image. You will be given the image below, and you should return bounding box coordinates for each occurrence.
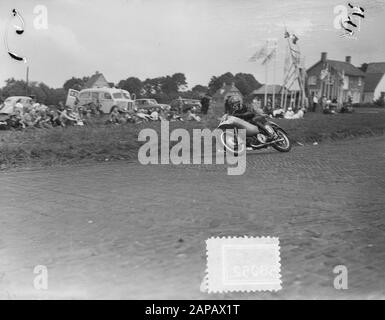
[217,114,291,154]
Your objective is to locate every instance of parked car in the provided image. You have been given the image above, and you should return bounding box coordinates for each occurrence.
[0,96,33,114]
[134,99,170,111]
[66,87,134,114]
[170,98,201,113]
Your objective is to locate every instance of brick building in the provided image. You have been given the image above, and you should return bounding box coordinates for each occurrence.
[306,52,365,103]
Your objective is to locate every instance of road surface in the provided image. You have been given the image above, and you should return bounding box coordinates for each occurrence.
[1,136,385,299]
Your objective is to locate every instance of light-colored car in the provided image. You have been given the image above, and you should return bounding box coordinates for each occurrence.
[134,98,170,111]
[66,87,134,114]
[0,96,33,114]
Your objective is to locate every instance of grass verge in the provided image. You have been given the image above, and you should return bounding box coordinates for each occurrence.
[1,112,385,170]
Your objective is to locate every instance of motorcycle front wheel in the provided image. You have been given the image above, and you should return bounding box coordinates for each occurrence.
[220,129,246,156]
[272,128,291,152]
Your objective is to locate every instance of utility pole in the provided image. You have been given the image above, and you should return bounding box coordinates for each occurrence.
[26,66,29,96]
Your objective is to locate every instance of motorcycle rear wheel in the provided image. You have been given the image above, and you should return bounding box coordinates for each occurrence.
[272,128,291,152]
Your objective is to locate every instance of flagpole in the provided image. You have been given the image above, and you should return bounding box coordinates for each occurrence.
[273,43,276,110]
[264,40,268,107]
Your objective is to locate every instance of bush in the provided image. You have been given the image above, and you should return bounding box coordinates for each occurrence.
[374,97,385,107]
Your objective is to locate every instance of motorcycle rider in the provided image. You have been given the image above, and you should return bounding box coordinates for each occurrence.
[226,95,278,141]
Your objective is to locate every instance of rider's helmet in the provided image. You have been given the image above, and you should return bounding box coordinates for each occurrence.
[227,95,242,113]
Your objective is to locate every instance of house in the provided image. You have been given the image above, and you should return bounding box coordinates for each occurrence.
[363,62,385,103]
[212,82,243,110]
[84,71,109,89]
[306,52,365,103]
[250,84,287,104]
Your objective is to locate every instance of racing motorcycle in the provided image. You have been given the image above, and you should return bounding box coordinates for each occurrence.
[217,114,291,154]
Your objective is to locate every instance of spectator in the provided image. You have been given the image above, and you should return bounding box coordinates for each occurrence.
[312,93,319,112]
[108,106,121,124]
[200,94,211,115]
[14,98,24,113]
[251,97,264,114]
[224,96,231,114]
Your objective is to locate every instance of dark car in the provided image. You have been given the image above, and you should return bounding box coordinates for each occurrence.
[170,99,202,113]
[134,99,170,111]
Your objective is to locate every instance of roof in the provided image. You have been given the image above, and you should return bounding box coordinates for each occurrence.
[84,72,108,88]
[366,62,385,74]
[251,84,285,95]
[307,59,365,77]
[81,87,128,93]
[363,73,385,92]
[327,60,366,77]
[4,96,31,101]
[213,83,242,98]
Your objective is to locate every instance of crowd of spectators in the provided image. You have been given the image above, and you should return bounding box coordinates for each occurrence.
[107,105,201,125]
[0,98,202,131]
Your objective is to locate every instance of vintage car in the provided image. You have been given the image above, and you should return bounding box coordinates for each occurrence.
[0,96,33,114]
[66,87,134,114]
[134,99,170,111]
[169,98,201,113]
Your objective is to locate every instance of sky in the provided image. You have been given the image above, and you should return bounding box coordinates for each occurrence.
[0,0,384,89]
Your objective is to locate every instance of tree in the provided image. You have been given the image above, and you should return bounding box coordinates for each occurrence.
[1,78,28,97]
[192,85,208,94]
[1,78,66,105]
[117,77,143,99]
[63,76,90,92]
[207,72,261,96]
[234,73,262,96]
[359,63,368,73]
[208,72,235,95]
[171,73,188,91]
[140,73,188,102]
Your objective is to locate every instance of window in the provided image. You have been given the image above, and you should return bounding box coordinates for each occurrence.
[104,93,112,100]
[112,93,123,99]
[122,92,131,100]
[79,91,90,99]
[358,77,362,86]
[343,76,349,90]
[308,76,317,85]
[353,92,360,103]
[91,92,99,101]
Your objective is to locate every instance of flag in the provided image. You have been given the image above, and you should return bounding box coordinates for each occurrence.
[320,69,329,80]
[261,47,276,65]
[248,45,267,62]
[339,69,345,85]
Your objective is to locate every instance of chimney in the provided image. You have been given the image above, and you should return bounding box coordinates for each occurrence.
[321,52,327,62]
[345,56,351,64]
